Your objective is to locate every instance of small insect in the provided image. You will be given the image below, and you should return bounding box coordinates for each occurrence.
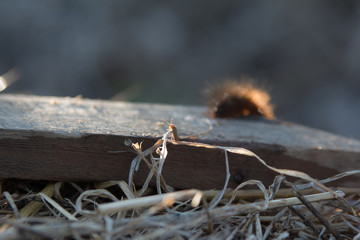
[162,119,179,142]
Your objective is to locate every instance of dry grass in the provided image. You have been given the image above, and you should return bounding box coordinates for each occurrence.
[0,128,359,239]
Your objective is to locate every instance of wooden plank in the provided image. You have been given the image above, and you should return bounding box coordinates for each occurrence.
[0,94,359,189]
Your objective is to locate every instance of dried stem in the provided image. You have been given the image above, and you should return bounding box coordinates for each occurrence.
[285,181,342,240]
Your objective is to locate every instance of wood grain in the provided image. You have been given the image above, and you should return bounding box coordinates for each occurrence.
[0,94,359,189]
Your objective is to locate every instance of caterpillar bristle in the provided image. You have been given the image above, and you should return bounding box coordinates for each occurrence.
[205,78,275,120]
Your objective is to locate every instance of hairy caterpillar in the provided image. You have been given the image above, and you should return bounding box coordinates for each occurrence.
[205,79,274,120]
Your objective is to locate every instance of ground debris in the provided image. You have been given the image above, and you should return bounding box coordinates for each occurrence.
[0,128,359,239]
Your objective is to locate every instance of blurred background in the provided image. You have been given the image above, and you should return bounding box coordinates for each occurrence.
[0,0,359,139]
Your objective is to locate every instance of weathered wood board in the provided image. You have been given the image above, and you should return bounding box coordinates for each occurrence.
[0,94,359,189]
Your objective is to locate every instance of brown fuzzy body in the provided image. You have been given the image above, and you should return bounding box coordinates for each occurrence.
[206,80,274,119]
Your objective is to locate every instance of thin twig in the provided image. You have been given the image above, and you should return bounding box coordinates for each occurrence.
[285,181,342,240]
[40,193,77,221]
[131,143,169,195]
[262,207,288,240]
[288,206,326,240]
[209,149,230,209]
[97,189,201,215]
[18,183,55,218]
[4,192,20,219]
[202,197,214,234]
